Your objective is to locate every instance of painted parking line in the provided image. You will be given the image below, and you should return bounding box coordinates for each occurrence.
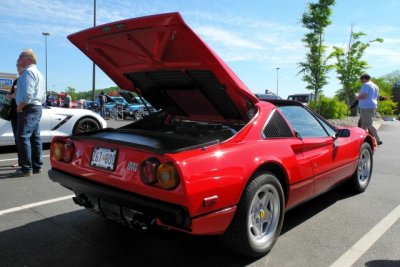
[0,195,74,216]
[330,204,400,267]
[0,155,50,162]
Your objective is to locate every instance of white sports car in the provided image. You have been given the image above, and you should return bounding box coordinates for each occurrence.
[0,89,107,146]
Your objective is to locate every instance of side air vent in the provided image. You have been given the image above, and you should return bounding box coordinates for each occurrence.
[263,111,293,138]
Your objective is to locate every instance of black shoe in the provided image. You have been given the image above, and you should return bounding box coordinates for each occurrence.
[10,169,32,177]
[377,141,383,146]
[33,169,42,174]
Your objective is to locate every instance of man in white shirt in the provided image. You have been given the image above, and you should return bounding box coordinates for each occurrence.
[357,73,382,145]
[11,49,45,177]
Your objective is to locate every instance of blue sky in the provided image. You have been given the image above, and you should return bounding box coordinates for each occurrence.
[1,0,399,99]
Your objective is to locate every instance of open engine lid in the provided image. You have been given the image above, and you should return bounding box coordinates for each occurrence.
[68,12,259,122]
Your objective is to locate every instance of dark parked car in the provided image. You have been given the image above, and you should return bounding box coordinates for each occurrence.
[255,93,282,100]
[287,93,315,105]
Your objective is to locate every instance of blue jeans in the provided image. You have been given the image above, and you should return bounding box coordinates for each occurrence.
[100,105,106,117]
[16,105,43,173]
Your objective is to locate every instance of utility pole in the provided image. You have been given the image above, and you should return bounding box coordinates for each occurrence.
[276,67,280,96]
[92,0,97,102]
[42,32,50,96]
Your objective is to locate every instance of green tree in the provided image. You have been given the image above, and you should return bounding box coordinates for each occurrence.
[330,26,383,106]
[373,77,392,97]
[372,78,397,115]
[66,86,77,100]
[381,70,400,86]
[74,86,122,101]
[298,0,335,109]
[76,91,93,100]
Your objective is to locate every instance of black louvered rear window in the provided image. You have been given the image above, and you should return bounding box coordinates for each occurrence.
[263,111,293,138]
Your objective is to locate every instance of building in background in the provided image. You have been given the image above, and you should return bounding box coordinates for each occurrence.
[0,72,18,91]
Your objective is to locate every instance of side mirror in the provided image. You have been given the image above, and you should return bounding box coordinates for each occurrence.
[335,128,351,138]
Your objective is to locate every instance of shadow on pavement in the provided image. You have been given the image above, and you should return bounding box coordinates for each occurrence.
[365,260,400,267]
[0,183,361,267]
[0,209,250,267]
[282,182,355,234]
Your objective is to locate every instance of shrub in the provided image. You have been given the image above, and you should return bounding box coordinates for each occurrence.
[377,99,397,115]
[309,96,349,119]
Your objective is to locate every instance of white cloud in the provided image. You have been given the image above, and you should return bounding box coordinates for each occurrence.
[367,46,400,65]
[196,26,264,50]
[0,0,92,25]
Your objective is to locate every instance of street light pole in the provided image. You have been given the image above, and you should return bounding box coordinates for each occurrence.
[276,67,280,96]
[92,0,96,102]
[42,32,50,96]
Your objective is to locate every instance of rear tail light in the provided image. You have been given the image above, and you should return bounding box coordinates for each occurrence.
[51,142,64,161]
[157,162,179,190]
[140,158,160,184]
[63,141,75,163]
[50,139,75,163]
[140,158,180,190]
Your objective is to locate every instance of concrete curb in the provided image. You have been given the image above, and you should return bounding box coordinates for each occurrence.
[373,119,383,130]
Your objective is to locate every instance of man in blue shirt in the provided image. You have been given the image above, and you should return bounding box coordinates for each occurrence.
[357,73,382,145]
[10,49,45,177]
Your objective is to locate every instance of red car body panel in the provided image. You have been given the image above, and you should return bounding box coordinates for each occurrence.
[68,12,258,123]
[49,13,376,240]
[49,105,370,231]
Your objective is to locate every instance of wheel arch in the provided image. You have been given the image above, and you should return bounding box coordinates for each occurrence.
[363,134,375,151]
[249,162,289,205]
[72,115,102,134]
[220,161,287,257]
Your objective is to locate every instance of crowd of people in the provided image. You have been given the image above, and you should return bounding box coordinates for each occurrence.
[42,91,103,111]
[45,92,87,108]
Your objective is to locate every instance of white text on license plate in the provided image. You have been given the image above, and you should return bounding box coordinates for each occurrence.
[91,147,117,170]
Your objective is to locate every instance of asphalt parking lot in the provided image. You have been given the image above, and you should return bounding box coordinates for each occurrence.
[0,119,399,267]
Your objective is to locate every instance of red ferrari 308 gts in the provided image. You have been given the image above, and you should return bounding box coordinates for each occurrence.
[48,12,376,257]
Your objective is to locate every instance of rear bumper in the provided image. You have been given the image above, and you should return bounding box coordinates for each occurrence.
[48,169,191,229]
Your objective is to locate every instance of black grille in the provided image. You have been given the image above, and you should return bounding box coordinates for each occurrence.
[263,111,293,138]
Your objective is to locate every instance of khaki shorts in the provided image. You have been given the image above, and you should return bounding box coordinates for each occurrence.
[360,108,375,128]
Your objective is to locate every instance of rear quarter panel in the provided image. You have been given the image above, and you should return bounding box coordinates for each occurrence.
[170,135,314,217]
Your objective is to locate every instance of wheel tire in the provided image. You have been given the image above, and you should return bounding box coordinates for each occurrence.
[133,111,143,120]
[350,142,373,193]
[73,117,101,134]
[221,172,285,258]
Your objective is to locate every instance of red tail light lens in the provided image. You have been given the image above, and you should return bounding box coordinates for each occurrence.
[140,158,180,190]
[63,141,75,163]
[157,162,179,190]
[140,158,160,184]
